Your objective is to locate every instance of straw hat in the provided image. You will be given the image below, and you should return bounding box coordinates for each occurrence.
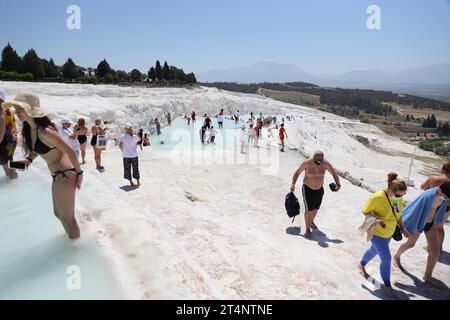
[2,92,50,118]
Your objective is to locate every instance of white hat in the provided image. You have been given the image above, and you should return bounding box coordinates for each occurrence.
[124,123,132,129]
[62,117,72,124]
[0,89,5,102]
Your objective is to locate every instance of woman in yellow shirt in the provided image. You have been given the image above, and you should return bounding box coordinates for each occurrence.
[357,173,408,298]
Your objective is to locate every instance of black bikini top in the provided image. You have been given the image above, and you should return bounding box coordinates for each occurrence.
[33,135,56,155]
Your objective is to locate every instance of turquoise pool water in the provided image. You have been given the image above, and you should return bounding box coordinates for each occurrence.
[0,172,123,299]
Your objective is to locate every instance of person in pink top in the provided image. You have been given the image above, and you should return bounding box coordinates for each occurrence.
[248,124,256,146]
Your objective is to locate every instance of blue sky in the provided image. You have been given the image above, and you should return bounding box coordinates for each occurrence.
[1,0,449,74]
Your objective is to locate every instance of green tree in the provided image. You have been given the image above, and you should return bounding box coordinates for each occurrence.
[43,58,59,78]
[148,66,156,82]
[96,59,111,78]
[430,114,437,128]
[130,69,142,82]
[62,58,78,79]
[22,49,45,79]
[440,122,450,136]
[169,66,185,82]
[116,70,130,82]
[186,72,197,84]
[155,60,162,81]
[1,43,22,72]
[162,61,170,80]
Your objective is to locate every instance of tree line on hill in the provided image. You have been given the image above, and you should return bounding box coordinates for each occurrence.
[419,114,450,137]
[201,82,395,116]
[0,43,196,85]
[201,81,450,118]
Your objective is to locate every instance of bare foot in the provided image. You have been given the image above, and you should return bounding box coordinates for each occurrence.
[130,181,135,186]
[8,169,18,179]
[382,286,398,299]
[393,255,404,270]
[304,230,312,238]
[357,263,370,280]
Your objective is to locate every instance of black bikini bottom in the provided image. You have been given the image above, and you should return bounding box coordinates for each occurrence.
[52,168,77,181]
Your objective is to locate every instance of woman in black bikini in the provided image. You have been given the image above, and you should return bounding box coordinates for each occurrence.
[76,118,88,164]
[91,119,106,171]
[2,92,83,239]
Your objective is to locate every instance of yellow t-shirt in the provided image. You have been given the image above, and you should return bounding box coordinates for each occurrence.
[362,190,404,239]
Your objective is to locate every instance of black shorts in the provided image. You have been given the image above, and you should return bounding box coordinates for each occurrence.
[302,184,324,211]
[424,221,434,232]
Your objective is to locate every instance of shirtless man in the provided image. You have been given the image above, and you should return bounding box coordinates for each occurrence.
[290,151,341,237]
[421,163,450,254]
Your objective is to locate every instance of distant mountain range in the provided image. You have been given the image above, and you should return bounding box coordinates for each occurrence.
[198,62,450,100]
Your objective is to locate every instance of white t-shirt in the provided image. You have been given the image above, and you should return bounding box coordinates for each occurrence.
[60,128,80,151]
[239,130,246,142]
[120,133,140,158]
[218,115,224,122]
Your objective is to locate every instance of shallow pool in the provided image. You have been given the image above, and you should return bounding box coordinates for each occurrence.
[147,115,283,150]
[0,172,123,299]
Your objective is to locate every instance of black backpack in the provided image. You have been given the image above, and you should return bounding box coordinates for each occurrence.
[285,192,300,222]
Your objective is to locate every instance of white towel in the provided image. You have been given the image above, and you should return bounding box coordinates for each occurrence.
[358,213,379,242]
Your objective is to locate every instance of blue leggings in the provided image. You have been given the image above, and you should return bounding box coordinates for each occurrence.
[360,236,392,287]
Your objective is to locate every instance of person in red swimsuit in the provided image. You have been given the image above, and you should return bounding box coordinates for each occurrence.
[279,123,287,152]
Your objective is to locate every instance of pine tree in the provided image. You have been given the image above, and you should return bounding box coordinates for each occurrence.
[442,122,450,136]
[162,61,170,80]
[62,58,78,79]
[186,72,197,84]
[422,115,432,128]
[1,43,22,72]
[130,69,142,82]
[148,67,156,82]
[155,60,162,81]
[43,58,59,78]
[22,48,45,79]
[430,114,437,128]
[96,59,111,78]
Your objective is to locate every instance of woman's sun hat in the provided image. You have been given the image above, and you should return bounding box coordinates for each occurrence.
[2,92,50,118]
